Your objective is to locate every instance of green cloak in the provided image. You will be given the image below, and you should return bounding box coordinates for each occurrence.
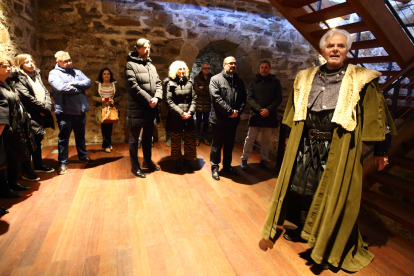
[261,66,397,272]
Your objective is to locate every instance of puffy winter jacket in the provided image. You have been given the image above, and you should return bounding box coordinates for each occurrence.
[48,64,91,115]
[165,77,197,132]
[124,52,162,128]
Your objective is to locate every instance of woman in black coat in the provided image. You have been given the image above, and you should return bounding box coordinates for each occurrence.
[166,61,197,171]
[14,54,55,179]
[0,55,33,199]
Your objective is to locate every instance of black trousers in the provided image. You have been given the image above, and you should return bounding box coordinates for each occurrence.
[129,124,154,169]
[101,123,113,149]
[0,163,19,189]
[285,188,313,227]
[195,111,209,139]
[21,133,43,173]
[210,124,237,170]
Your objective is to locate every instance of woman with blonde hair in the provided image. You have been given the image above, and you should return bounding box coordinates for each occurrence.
[165,61,197,171]
[13,54,55,180]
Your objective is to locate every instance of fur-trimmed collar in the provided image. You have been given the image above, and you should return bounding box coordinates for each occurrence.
[293,64,381,131]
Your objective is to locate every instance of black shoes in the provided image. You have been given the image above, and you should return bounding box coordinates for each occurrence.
[57,165,68,175]
[183,159,197,171]
[22,171,40,182]
[0,189,22,198]
[260,160,272,171]
[240,160,247,171]
[222,166,240,176]
[211,168,220,181]
[0,207,9,216]
[79,157,96,165]
[131,168,146,178]
[283,228,304,242]
[142,162,160,171]
[10,182,31,191]
[175,160,182,172]
[34,164,55,173]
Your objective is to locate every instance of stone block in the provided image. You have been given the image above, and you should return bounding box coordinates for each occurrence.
[143,11,174,28]
[187,29,198,39]
[269,22,280,33]
[165,24,182,37]
[125,30,144,36]
[276,41,292,53]
[184,0,203,11]
[241,23,262,33]
[14,2,24,13]
[102,1,117,14]
[14,26,23,38]
[146,1,164,11]
[39,37,70,52]
[253,36,270,47]
[107,17,140,27]
[260,49,273,59]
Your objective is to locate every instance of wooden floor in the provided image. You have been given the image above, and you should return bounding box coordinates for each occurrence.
[1,142,414,276]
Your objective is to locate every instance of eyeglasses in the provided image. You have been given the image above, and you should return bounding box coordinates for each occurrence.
[202,67,210,70]
[59,59,72,64]
[225,62,237,66]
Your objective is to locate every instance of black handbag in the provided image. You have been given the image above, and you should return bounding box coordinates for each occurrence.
[0,137,7,170]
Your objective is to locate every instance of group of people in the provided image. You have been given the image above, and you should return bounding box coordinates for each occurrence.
[0,28,396,272]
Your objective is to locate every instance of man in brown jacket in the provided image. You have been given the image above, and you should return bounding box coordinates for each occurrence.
[193,63,212,146]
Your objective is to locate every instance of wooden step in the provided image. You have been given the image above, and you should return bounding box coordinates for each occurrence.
[297,2,354,24]
[402,140,414,150]
[346,56,394,64]
[362,189,414,230]
[310,21,369,37]
[350,39,382,50]
[401,84,414,89]
[389,156,414,172]
[384,94,414,101]
[367,171,414,198]
[281,0,317,8]
[379,71,400,77]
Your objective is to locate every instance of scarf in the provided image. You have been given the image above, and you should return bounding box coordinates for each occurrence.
[22,70,45,102]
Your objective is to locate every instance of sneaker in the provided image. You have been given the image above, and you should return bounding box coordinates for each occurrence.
[22,171,40,182]
[166,138,171,147]
[240,159,247,171]
[34,164,55,173]
[57,165,67,175]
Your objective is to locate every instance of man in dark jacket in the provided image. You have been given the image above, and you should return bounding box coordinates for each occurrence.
[241,60,282,171]
[193,63,212,146]
[124,38,163,178]
[209,56,246,180]
[49,51,94,175]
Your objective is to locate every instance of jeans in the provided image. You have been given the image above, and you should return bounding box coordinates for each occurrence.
[56,113,88,166]
[101,123,113,149]
[210,124,237,170]
[241,127,273,161]
[195,111,209,139]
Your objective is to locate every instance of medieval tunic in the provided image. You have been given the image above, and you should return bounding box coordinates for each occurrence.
[261,64,397,272]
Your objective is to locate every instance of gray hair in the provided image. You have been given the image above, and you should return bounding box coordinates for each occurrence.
[55,51,70,61]
[135,38,150,49]
[319,29,353,52]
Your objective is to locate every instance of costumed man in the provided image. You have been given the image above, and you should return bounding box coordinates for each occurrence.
[258,29,396,272]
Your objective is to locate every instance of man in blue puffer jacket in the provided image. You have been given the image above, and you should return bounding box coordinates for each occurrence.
[49,51,95,175]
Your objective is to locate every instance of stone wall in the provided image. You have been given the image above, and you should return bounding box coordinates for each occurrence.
[0,0,39,60]
[35,0,319,156]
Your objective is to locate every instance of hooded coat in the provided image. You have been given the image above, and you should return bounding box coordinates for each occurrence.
[261,64,397,272]
[124,52,162,128]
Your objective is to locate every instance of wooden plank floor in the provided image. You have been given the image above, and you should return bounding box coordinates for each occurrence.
[1,142,414,276]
